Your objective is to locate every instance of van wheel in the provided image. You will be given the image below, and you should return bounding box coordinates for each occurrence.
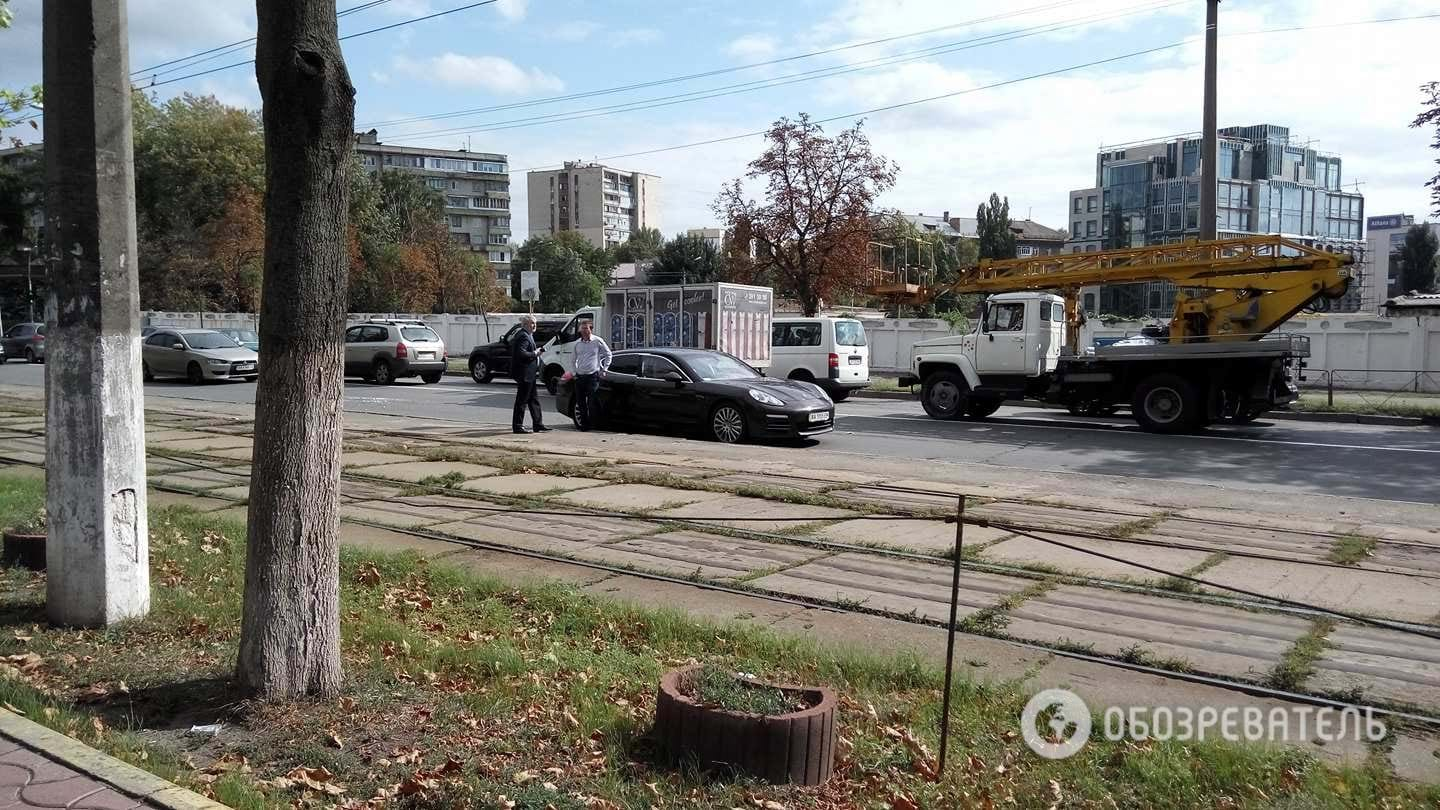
[921,371,967,420]
[787,369,815,382]
[1132,373,1201,433]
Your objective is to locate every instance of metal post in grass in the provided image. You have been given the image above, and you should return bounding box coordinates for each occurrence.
[938,493,965,773]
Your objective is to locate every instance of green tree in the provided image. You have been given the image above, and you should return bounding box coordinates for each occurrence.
[0,1,42,143]
[376,169,444,241]
[646,233,725,284]
[870,212,979,316]
[1412,82,1440,218]
[512,232,612,312]
[975,193,1016,260]
[1397,223,1439,294]
[614,226,663,264]
[0,159,39,255]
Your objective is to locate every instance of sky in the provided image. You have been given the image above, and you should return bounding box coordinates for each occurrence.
[2,0,1436,239]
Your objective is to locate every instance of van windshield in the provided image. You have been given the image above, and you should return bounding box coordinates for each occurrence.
[834,320,867,346]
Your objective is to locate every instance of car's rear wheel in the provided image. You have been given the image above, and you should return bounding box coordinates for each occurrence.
[142,361,154,382]
[470,358,492,384]
[921,370,967,420]
[186,362,204,385]
[371,359,394,385]
[421,371,442,384]
[25,348,37,364]
[709,402,747,444]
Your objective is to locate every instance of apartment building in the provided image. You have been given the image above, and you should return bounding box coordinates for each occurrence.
[353,129,512,279]
[527,161,660,250]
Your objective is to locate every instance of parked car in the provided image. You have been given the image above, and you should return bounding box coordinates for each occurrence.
[468,319,566,384]
[141,328,258,383]
[215,328,260,352]
[343,319,447,385]
[0,322,45,364]
[555,348,834,444]
[769,317,870,401]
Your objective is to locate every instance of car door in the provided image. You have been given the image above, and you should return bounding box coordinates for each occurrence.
[598,353,643,423]
[637,354,702,426]
[494,324,522,374]
[975,301,1029,375]
[153,332,185,374]
[141,333,166,375]
[343,326,366,376]
[4,324,31,357]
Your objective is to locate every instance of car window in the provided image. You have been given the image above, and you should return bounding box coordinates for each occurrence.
[685,353,760,381]
[34,325,44,336]
[833,321,866,347]
[7,325,30,338]
[987,303,1025,332]
[363,325,389,342]
[401,326,440,343]
[774,323,821,347]
[640,355,684,379]
[607,354,642,375]
[344,326,364,343]
[145,333,172,347]
[184,332,241,349]
[501,324,521,343]
[1052,303,1065,323]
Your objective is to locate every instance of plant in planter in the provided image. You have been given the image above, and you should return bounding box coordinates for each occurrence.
[653,663,837,786]
[2,507,46,570]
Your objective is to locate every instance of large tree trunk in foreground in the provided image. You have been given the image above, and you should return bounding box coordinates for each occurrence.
[237,0,355,697]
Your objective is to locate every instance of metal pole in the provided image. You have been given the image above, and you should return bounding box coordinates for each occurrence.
[1327,370,1334,407]
[938,494,966,773]
[25,250,34,323]
[1199,0,1220,241]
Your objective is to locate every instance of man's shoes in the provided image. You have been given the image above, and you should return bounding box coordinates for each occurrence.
[534,426,552,432]
[512,427,531,434]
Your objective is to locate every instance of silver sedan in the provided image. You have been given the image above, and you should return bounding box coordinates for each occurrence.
[141,328,259,384]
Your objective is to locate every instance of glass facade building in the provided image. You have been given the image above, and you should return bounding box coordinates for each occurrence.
[1069,124,1365,316]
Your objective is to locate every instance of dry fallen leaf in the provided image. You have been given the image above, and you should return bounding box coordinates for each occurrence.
[339,696,357,712]
[890,793,920,810]
[326,729,344,750]
[2,702,23,716]
[513,770,539,785]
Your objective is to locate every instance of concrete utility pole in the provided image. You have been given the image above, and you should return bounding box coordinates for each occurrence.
[42,0,150,626]
[1199,0,1220,241]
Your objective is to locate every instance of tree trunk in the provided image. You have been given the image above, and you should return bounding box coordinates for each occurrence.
[237,0,355,698]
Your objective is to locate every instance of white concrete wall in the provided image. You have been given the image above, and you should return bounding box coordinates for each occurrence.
[857,318,960,372]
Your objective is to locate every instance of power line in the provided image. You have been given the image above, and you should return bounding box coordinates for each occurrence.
[516,11,1440,172]
[359,0,1098,129]
[385,0,1185,142]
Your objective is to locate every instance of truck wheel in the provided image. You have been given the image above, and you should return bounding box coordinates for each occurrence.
[921,371,967,420]
[966,399,1002,419]
[1227,406,1267,424]
[1132,373,1201,433]
[470,358,493,384]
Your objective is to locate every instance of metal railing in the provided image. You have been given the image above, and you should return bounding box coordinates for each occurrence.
[1301,369,1440,403]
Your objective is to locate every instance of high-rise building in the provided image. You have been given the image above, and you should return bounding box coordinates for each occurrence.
[353,130,512,280]
[1365,214,1440,311]
[1065,124,1366,317]
[527,161,660,250]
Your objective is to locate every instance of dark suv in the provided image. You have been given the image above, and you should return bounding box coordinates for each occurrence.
[343,320,448,384]
[467,319,565,384]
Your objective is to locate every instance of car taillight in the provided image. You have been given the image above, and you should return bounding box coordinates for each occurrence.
[828,353,839,368]
[33,335,44,342]
[396,342,408,359]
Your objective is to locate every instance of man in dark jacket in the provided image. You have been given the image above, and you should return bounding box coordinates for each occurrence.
[510,315,549,434]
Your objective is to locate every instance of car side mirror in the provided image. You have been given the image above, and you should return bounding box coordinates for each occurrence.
[171,342,185,350]
[660,370,684,385]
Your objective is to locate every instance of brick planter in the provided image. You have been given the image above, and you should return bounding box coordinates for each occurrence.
[1,530,45,571]
[653,665,837,785]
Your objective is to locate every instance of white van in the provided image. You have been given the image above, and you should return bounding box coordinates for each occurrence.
[769,317,870,401]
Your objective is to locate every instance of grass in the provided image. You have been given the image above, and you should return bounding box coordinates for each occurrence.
[1327,535,1378,566]
[867,376,908,393]
[1292,392,1440,419]
[687,665,797,716]
[0,473,1436,809]
[1268,619,1337,692]
[398,470,469,496]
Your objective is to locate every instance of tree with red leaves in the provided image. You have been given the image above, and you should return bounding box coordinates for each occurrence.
[715,115,897,316]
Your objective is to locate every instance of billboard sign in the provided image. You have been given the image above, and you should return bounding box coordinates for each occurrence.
[520,270,540,302]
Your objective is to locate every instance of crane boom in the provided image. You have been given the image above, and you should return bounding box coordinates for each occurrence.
[874,235,1352,349]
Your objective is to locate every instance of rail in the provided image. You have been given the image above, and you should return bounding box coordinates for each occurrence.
[1300,369,1440,403]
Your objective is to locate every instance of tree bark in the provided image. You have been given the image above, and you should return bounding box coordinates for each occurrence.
[237,0,355,698]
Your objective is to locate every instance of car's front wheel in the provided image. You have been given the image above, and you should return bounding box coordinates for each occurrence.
[186,362,204,385]
[421,371,442,384]
[142,361,154,382]
[709,402,747,444]
[470,357,493,384]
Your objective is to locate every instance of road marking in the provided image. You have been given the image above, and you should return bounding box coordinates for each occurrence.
[834,412,1440,455]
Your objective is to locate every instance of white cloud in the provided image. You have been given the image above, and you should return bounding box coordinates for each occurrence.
[394,53,564,95]
[493,0,529,22]
[611,27,662,47]
[548,20,602,42]
[725,34,779,62]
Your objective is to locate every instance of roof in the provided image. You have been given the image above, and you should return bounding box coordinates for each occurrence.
[1383,293,1440,308]
[1009,219,1068,242]
[884,213,978,239]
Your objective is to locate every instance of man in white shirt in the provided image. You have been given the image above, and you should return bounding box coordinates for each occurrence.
[571,318,612,431]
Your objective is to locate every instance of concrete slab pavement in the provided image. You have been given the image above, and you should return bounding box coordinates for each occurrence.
[458,473,608,496]
[573,531,826,581]
[978,534,1212,582]
[349,460,501,483]
[1309,625,1440,709]
[804,517,1013,554]
[1200,558,1440,624]
[654,495,855,532]
[551,483,731,512]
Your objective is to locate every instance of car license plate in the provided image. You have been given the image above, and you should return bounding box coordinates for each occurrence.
[808,411,830,423]
[848,356,862,365]
[235,363,254,371]
[418,352,435,360]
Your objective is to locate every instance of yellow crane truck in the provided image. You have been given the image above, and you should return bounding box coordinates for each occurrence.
[888,235,1352,433]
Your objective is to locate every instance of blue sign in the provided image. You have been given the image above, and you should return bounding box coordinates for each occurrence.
[1366,215,1407,231]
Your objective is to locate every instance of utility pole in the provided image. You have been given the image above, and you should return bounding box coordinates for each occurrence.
[16,245,33,322]
[42,0,150,626]
[1199,0,1220,241]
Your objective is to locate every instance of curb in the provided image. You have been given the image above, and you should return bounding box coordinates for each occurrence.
[0,710,229,810]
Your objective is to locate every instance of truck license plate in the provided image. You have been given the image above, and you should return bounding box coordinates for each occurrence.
[808,411,830,423]
[848,356,862,365]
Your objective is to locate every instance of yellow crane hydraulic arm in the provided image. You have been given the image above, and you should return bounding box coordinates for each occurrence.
[884,235,1351,348]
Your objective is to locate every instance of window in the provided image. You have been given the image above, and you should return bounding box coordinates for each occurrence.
[986,302,1024,332]
[1040,303,1051,322]
[470,161,507,173]
[427,178,447,189]
[608,354,642,375]
[1073,221,1081,235]
[146,333,175,347]
[1052,303,1064,322]
[1073,198,1082,214]
[1087,195,1097,212]
[1186,207,1199,229]
[833,321,866,347]
[773,322,822,347]
[686,353,759,381]
[400,327,440,343]
[1083,293,1096,313]
[446,196,467,208]
[184,332,241,349]
[1085,221,1096,237]
[449,215,464,228]
[362,325,389,343]
[488,251,508,263]
[640,355,686,380]
[1017,245,1036,257]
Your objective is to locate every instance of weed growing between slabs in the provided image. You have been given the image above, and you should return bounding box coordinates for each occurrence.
[0,473,1434,808]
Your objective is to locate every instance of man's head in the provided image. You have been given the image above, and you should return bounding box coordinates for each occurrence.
[579,319,593,340]
[520,315,536,333]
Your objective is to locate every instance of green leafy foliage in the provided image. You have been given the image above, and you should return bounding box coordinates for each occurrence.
[976,193,1016,260]
[511,231,614,312]
[688,665,798,715]
[645,232,726,284]
[1397,222,1438,294]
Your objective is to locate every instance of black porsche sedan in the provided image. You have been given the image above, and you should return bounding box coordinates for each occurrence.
[555,348,834,443]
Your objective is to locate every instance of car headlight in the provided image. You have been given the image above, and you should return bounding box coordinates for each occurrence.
[748,388,784,406]
[206,358,229,365]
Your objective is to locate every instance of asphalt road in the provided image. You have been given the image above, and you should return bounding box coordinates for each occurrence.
[3,360,1438,503]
